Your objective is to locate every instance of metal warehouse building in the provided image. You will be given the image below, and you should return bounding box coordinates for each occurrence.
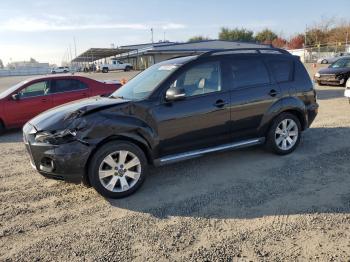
[72,40,269,70]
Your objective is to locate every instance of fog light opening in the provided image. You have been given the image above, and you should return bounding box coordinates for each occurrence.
[40,157,55,173]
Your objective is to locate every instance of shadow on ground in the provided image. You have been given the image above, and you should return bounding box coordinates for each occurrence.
[0,129,22,143]
[315,86,346,100]
[109,127,350,219]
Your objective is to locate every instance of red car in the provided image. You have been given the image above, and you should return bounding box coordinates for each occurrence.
[0,75,121,132]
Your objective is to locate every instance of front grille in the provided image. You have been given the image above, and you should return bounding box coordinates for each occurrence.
[319,74,336,81]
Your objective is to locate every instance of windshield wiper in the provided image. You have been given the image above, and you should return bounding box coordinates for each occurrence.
[110,95,124,99]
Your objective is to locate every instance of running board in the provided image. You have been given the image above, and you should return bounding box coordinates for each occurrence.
[155,138,265,166]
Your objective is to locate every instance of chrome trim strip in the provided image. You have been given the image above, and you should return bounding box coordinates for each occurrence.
[159,138,263,165]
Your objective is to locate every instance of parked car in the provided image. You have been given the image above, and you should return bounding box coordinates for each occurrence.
[97,60,133,73]
[345,78,350,103]
[0,75,121,132]
[314,57,350,86]
[317,52,350,64]
[23,48,318,198]
[51,66,70,74]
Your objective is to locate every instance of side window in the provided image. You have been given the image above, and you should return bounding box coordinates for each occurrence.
[51,79,87,93]
[230,58,270,88]
[268,59,293,83]
[170,61,221,97]
[20,81,48,98]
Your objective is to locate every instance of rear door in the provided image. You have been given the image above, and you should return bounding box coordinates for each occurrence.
[5,80,53,127]
[50,78,90,107]
[226,55,281,140]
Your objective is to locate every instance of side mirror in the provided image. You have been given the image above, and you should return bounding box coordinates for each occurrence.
[165,87,186,101]
[12,93,20,100]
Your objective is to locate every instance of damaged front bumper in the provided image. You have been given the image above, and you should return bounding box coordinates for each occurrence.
[23,123,92,184]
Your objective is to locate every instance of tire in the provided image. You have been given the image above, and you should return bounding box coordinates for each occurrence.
[0,121,5,135]
[63,70,68,73]
[265,113,301,155]
[124,66,131,72]
[88,141,148,198]
[102,68,109,73]
[322,59,328,64]
[52,71,56,74]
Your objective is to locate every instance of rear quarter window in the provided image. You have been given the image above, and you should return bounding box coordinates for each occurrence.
[267,59,294,83]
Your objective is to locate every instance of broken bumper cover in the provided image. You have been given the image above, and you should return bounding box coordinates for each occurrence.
[23,123,92,184]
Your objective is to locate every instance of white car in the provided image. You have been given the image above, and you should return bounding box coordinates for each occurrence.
[51,66,70,74]
[97,60,133,73]
[317,53,350,64]
[345,78,350,103]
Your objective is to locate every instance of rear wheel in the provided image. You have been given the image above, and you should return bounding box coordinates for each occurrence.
[321,59,328,64]
[88,141,148,198]
[102,67,109,73]
[124,66,131,72]
[265,113,301,155]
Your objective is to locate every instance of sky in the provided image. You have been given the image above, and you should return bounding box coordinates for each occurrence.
[0,0,349,65]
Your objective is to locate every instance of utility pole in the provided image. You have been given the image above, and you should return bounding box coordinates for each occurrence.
[151,28,154,43]
[73,37,77,58]
[163,31,166,42]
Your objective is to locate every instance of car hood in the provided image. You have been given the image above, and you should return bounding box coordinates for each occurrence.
[318,67,350,75]
[29,96,130,131]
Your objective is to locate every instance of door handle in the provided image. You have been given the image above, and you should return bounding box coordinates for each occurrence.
[214,99,228,108]
[269,89,278,97]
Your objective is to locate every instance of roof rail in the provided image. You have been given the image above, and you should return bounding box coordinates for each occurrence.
[199,47,291,57]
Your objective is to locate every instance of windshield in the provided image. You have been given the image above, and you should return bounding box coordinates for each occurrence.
[111,62,180,100]
[329,59,350,68]
[0,80,28,99]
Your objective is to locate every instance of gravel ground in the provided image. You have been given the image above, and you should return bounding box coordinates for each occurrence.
[1,68,350,261]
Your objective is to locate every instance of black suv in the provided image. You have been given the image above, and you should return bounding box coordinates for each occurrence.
[23,48,318,198]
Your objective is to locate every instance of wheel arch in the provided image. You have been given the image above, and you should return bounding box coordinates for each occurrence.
[83,133,153,186]
[258,97,307,137]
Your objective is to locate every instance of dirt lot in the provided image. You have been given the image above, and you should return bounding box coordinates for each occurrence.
[0,68,350,261]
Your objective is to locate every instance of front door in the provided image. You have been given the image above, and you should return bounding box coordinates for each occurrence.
[151,60,231,157]
[5,80,53,127]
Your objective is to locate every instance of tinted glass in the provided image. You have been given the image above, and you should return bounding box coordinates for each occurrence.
[330,58,350,68]
[230,58,270,88]
[51,79,87,93]
[268,60,292,82]
[170,61,221,97]
[20,81,48,98]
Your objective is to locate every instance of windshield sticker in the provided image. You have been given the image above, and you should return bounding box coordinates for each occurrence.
[158,65,178,71]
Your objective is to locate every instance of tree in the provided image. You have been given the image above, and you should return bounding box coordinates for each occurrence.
[29,57,38,63]
[219,27,254,42]
[272,37,287,48]
[255,29,278,44]
[287,34,304,49]
[187,36,210,42]
[0,59,3,69]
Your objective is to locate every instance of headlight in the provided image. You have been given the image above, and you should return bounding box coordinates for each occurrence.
[315,73,320,78]
[35,129,77,144]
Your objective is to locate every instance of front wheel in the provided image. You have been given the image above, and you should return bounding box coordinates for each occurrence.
[321,59,328,64]
[88,141,148,198]
[265,113,301,155]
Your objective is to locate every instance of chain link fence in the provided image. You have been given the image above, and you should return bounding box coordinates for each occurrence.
[300,42,350,63]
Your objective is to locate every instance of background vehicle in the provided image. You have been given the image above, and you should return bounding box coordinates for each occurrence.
[51,66,70,74]
[317,52,350,64]
[345,78,350,103]
[97,59,133,73]
[23,48,318,198]
[0,75,121,132]
[315,57,350,86]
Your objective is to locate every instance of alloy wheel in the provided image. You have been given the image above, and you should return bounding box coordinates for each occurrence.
[274,119,299,151]
[99,150,141,192]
